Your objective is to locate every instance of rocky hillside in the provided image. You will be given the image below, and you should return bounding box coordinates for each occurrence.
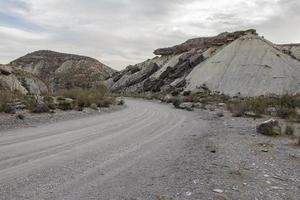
[0,65,48,95]
[108,29,300,96]
[10,50,116,91]
[278,44,300,60]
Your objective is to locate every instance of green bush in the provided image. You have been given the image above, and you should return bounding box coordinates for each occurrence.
[172,98,182,108]
[43,96,54,104]
[226,94,300,119]
[284,124,295,135]
[97,98,112,108]
[53,84,114,108]
[276,107,297,119]
[23,95,38,112]
[227,100,249,117]
[90,103,98,110]
[58,101,74,111]
[31,104,50,113]
[0,90,19,113]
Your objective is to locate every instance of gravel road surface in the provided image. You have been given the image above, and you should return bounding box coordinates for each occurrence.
[0,99,208,200]
[0,99,299,200]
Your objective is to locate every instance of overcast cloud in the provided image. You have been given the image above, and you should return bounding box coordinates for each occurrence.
[0,0,299,70]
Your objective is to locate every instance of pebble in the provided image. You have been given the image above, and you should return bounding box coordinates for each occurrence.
[271,186,283,190]
[185,191,192,196]
[213,189,224,193]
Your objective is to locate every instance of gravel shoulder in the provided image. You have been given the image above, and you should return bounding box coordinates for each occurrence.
[163,108,300,200]
[0,105,125,132]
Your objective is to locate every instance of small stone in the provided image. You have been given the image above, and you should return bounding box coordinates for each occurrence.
[218,103,225,107]
[185,191,192,196]
[271,186,283,190]
[245,111,260,118]
[213,189,224,193]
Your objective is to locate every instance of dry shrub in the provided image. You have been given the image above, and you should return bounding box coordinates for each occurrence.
[227,100,249,117]
[31,104,50,113]
[284,124,295,136]
[54,84,114,108]
[58,101,74,111]
[226,94,300,119]
[172,98,182,108]
[90,103,98,110]
[0,90,22,113]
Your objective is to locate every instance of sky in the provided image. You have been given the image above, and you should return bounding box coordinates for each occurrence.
[0,0,300,70]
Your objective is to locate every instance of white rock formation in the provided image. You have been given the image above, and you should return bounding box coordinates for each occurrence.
[185,34,300,96]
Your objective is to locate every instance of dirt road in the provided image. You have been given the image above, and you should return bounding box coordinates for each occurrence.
[0,99,208,200]
[0,99,299,200]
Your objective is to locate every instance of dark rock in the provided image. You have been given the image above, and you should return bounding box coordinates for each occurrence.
[256,119,281,136]
[16,114,25,120]
[216,110,224,117]
[0,65,12,75]
[154,29,257,55]
[179,102,194,111]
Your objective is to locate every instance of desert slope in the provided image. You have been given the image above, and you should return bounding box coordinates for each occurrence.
[185,34,300,96]
[0,65,48,95]
[10,50,116,91]
[109,30,300,96]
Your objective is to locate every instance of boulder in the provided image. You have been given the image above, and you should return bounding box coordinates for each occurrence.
[179,102,194,111]
[256,119,281,136]
[0,74,28,94]
[110,62,159,92]
[0,65,12,75]
[12,68,48,95]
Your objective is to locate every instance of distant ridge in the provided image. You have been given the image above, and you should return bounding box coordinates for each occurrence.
[11,50,116,91]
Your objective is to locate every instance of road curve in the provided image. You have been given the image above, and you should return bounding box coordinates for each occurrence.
[0,99,208,200]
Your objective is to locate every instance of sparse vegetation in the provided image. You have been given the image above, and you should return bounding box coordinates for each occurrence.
[284,124,295,136]
[126,92,300,121]
[90,103,98,110]
[0,84,117,114]
[57,100,74,111]
[31,103,50,113]
[172,98,182,108]
[54,85,113,108]
[227,100,248,117]
[226,94,300,120]
[0,90,20,113]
